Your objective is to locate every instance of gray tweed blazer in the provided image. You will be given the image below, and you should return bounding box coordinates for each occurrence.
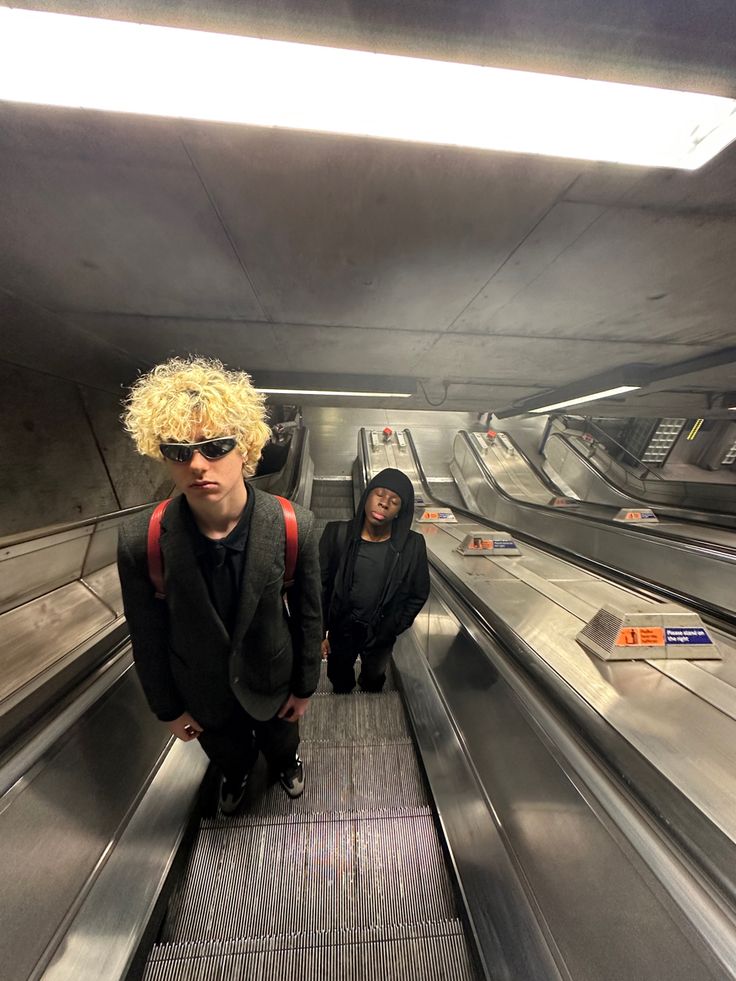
[117,487,322,725]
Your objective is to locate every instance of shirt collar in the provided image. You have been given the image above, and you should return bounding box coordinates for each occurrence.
[184,483,255,557]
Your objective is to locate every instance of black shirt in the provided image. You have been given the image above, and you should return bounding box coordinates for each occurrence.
[349,539,390,624]
[184,487,255,636]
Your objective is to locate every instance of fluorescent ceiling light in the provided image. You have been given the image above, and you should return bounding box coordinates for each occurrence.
[1,9,736,169]
[257,388,412,398]
[529,386,640,413]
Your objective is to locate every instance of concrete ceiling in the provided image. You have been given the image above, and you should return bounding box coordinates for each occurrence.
[2,1,736,418]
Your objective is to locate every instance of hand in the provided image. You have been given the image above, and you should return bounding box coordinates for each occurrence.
[167,712,203,741]
[277,694,310,722]
[321,637,330,660]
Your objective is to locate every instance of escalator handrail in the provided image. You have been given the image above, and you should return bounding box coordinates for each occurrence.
[282,423,310,502]
[548,430,736,525]
[0,500,158,550]
[464,431,736,559]
[2,419,311,553]
[403,427,736,633]
[488,429,564,496]
[365,427,736,939]
[568,415,666,481]
[427,561,736,929]
[357,428,372,491]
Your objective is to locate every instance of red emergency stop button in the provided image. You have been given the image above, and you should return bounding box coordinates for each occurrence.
[383,427,393,440]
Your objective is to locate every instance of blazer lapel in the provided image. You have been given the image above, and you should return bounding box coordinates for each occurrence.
[160,496,230,646]
[232,490,280,649]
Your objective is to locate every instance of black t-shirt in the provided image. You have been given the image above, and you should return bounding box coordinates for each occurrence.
[185,489,255,636]
[349,539,390,624]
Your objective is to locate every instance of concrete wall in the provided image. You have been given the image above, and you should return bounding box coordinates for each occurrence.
[665,420,736,470]
[0,293,168,537]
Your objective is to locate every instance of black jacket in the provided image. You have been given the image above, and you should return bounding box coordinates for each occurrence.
[117,488,322,725]
[319,472,430,648]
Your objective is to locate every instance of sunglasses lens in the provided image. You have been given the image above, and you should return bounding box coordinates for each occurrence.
[201,438,237,459]
[160,438,236,462]
[160,443,192,463]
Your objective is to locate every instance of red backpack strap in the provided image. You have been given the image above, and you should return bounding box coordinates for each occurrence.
[275,495,298,588]
[147,498,172,599]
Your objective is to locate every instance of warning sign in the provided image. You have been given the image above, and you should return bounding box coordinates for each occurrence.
[464,538,516,550]
[615,627,665,647]
[664,627,713,645]
[418,509,457,523]
[465,538,494,550]
[614,508,658,523]
[457,532,519,555]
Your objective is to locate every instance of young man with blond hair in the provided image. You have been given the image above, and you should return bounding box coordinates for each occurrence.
[117,357,321,812]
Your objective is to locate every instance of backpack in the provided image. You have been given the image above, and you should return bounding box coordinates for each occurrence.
[147,495,298,608]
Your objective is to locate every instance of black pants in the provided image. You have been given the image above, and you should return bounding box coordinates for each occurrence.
[328,623,393,693]
[198,701,299,782]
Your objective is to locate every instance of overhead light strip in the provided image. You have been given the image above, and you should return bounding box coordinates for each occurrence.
[529,386,640,413]
[257,388,413,398]
[1,8,735,169]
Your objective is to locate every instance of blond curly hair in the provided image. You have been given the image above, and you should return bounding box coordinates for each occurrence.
[122,357,271,477]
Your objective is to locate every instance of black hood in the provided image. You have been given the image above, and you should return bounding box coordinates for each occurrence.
[327,467,418,628]
[351,468,415,551]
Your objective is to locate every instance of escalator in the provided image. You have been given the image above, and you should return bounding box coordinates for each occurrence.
[4,424,736,980]
[309,477,355,538]
[542,422,736,521]
[423,428,736,621]
[141,468,483,978]
[363,425,736,915]
[143,659,477,980]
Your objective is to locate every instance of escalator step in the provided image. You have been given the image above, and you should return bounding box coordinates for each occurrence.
[301,692,411,743]
[314,659,396,693]
[162,807,455,942]
[218,741,428,820]
[312,488,354,500]
[312,479,353,491]
[145,919,476,980]
[310,505,355,518]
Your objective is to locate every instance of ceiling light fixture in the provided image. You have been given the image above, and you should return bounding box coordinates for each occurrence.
[257,388,413,398]
[528,386,641,413]
[1,8,735,169]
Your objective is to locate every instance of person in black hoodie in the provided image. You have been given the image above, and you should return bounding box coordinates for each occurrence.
[319,468,430,693]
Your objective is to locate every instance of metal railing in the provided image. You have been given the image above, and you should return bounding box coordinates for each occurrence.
[570,416,665,480]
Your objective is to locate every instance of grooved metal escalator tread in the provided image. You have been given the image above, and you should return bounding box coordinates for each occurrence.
[310,478,354,535]
[145,659,480,979]
[145,919,475,980]
[310,506,355,519]
[314,661,397,694]
[236,741,427,817]
[301,691,411,743]
[161,806,455,942]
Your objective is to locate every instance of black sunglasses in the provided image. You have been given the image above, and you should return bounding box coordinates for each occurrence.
[159,437,238,463]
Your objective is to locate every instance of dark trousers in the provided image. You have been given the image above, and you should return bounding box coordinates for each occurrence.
[198,701,299,782]
[327,623,393,693]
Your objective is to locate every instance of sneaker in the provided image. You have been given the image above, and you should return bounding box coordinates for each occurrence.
[219,772,248,815]
[279,756,305,799]
[358,675,385,693]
